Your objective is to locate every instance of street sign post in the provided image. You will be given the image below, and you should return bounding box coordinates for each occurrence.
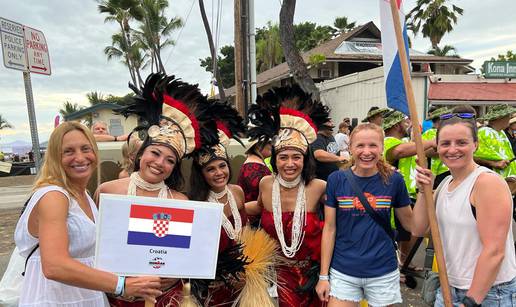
[0,17,50,171]
[0,17,27,71]
[24,26,51,75]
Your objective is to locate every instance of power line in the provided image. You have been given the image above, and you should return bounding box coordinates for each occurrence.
[164,0,196,66]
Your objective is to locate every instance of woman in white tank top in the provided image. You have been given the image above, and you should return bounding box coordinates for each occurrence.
[413,106,516,307]
[14,122,162,307]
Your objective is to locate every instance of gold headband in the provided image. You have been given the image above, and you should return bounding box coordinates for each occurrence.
[273,128,308,153]
[197,129,230,166]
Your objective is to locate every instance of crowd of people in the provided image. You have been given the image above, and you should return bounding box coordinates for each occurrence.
[10,73,516,307]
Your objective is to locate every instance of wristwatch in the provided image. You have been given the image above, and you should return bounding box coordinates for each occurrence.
[462,295,481,307]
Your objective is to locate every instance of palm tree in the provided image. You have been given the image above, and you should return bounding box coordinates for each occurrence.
[98,0,144,87]
[133,0,183,74]
[59,101,85,119]
[406,0,463,49]
[104,31,146,86]
[0,115,13,130]
[86,91,106,105]
[427,44,458,57]
[256,22,283,73]
[332,16,356,36]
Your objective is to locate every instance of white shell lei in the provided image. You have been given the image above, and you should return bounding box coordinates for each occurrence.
[128,172,169,199]
[272,175,307,258]
[208,186,242,240]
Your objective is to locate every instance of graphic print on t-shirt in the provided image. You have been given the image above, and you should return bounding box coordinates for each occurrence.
[337,193,392,216]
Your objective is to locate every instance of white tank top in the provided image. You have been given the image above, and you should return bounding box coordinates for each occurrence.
[436,166,516,289]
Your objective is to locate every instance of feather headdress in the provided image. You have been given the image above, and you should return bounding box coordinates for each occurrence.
[118,73,219,160]
[247,84,330,153]
[195,99,246,166]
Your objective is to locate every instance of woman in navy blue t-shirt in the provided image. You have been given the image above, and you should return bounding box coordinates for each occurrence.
[316,123,413,306]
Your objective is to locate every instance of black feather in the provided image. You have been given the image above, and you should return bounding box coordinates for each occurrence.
[190,243,249,304]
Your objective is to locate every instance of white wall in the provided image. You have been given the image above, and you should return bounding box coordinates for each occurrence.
[318,66,429,124]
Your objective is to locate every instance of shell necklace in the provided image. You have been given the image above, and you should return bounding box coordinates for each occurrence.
[127,172,169,199]
[208,186,242,240]
[272,174,306,258]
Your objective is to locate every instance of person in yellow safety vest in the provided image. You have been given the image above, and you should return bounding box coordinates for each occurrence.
[422,107,451,188]
[474,104,516,178]
[382,110,436,276]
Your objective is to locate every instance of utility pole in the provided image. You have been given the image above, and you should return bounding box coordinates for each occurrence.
[241,0,250,117]
[234,0,244,116]
[248,0,257,106]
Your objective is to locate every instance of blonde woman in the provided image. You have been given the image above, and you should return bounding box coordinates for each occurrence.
[316,123,413,306]
[14,122,161,307]
[119,137,142,179]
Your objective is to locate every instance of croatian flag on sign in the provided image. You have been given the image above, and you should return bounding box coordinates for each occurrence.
[127,204,194,248]
[380,0,410,115]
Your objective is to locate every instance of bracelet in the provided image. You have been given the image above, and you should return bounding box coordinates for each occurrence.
[114,275,126,297]
[318,274,329,281]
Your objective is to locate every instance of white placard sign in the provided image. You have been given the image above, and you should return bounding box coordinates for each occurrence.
[95,194,223,279]
[24,25,51,75]
[0,17,27,71]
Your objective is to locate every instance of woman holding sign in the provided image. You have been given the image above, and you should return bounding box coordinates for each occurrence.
[246,85,329,307]
[97,74,220,307]
[413,106,516,306]
[14,122,162,307]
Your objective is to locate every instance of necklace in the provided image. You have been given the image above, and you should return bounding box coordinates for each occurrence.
[127,172,169,199]
[208,186,242,240]
[272,175,306,258]
[276,174,301,188]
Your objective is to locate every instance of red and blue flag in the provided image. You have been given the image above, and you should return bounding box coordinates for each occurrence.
[127,204,194,248]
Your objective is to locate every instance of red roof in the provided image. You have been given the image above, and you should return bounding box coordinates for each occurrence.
[429,82,516,102]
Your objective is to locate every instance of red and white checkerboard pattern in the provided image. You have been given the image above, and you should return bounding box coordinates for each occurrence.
[152,219,169,238]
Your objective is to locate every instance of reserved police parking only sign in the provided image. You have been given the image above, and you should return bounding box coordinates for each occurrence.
[95,194,223,279]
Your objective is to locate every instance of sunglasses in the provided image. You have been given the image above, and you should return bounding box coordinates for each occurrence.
[439,113,475,120]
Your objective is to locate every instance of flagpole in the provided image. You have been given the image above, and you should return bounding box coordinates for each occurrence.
[388,1,452,306]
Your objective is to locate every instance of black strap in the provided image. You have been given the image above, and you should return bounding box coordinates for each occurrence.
[19,195,39,276]
[343,169,397,247]
[22,244,39,276]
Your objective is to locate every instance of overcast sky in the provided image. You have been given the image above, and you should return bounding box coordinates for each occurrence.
[0,0,515,145]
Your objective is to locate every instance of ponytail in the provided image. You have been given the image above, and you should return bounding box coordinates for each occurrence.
[376,157,394,184]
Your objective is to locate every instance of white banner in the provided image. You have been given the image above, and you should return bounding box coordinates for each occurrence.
[95,194,223,279]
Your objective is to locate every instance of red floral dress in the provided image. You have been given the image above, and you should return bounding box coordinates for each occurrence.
[261,210,323,307]
[237,162,271,202]
[109,210,247,307]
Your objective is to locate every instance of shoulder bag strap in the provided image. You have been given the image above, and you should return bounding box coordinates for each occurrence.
[343,169,396,247]
[18,195,39,276]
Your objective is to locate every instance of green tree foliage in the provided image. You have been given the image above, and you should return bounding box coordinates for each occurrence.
[98,0,144,87]
[199,16,355,85]
[427,44,457,57]
[0,114,13,130]
[199,45,235,86]
[133,0,183,74]
[256,22,284,72]
[59,101,85,118]
[490,50,516,61]
[98,0,182,85]
[332,16,356,35]
[407,0,463,49]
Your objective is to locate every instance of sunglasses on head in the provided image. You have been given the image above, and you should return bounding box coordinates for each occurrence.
[439,113,475,120]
